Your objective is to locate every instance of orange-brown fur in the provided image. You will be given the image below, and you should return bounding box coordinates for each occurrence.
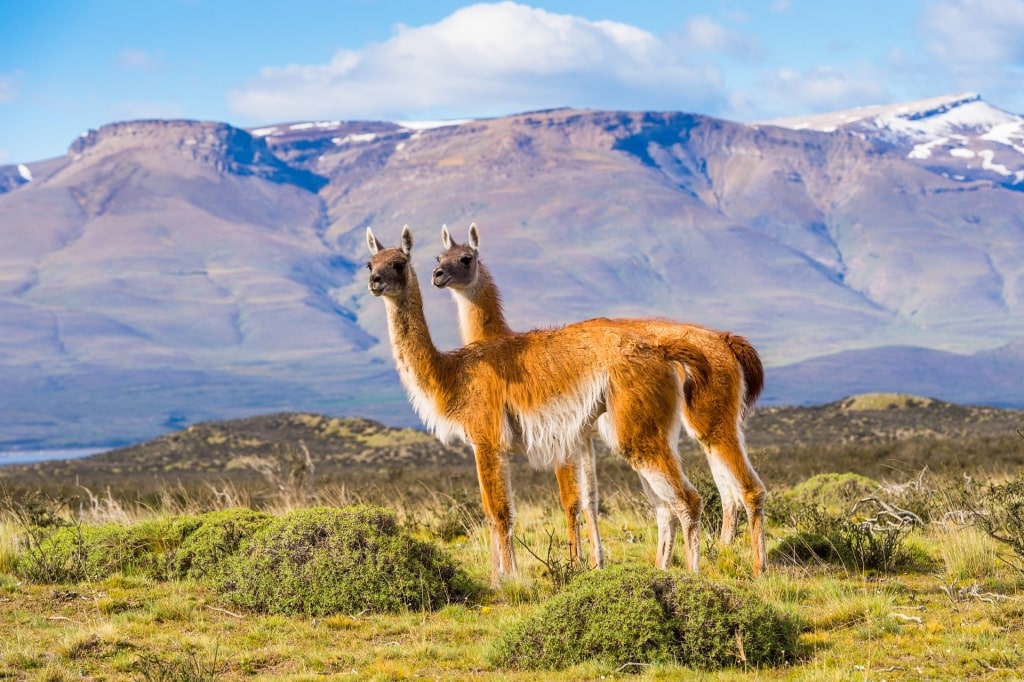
[433,224,768,576]
[368,226,711,585]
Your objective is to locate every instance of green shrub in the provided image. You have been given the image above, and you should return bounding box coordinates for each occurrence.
[170,508,272,580]
[769,531,840,566]
[769,472,880,524]
[960,476,1024,572]
[215,505,477,615]
[13,510,276,584]
[489,565,800,671]
[15,517,200,583]
[769,497,916,573]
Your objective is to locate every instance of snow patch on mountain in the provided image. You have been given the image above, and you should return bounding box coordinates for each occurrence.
[332,133,378,145]
[764,93,1023,143]
[394,119,472,130]
[764,93,1024,186]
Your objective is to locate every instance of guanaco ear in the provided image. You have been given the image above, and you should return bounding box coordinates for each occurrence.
[468,223,480,251]
[441,224,453,250]
[400,225,413,256]
[366,227,383,255]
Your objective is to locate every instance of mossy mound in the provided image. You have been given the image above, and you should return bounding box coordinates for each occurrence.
[489,565,800,671]
[170,508,272,580]
[838,393,936,411]
[772,472,880,519]
[215,505,476,615]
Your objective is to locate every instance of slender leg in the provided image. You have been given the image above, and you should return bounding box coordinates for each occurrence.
[707,435,767,576]
[554,461,582,564]
[579,438,604,568]
[639,464,702,572]
[706,447,744,545]
[639,475,679,569]
[472,443,518,584]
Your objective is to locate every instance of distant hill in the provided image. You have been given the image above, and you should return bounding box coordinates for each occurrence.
[765,344,1024,409]
[2,395,1020,493]
[2,95,1024,449]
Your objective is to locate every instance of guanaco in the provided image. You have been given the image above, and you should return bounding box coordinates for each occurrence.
[367,225,713,584]
[432,223,767,576]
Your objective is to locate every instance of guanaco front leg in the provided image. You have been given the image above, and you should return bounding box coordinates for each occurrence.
[472,442,518,584]
[554,461,583,565]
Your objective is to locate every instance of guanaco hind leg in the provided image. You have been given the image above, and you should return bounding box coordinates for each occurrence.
[706,449,745,544]
[638,465,702,571]
[578,436,604,567]
[705,434,767,576]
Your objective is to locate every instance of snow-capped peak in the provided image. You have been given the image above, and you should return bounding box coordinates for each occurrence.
[761,93,1022,143]
[761,94,1024,186]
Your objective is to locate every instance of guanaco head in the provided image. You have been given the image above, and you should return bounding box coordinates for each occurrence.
[366,225,414,298]
[432,223,480,290]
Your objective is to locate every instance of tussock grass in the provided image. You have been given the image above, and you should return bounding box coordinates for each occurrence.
[936,525,1004,583]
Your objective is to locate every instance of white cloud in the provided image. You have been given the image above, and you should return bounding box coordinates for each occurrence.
[226,2,728,122]
[923,0,1024,63]
[919,0,1024,111]
[117,48,163,71]
[0,71,21,104]
[675,15,759,59]
[760,66,889,114]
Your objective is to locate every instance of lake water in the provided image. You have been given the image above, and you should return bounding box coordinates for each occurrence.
[0,448,108,467]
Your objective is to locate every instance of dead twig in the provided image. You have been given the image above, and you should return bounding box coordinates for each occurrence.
[889,612,923,624]
[206,605,245,619]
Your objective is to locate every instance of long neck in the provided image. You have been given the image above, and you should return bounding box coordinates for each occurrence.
[382,266,449,400]
[452,263,514,344]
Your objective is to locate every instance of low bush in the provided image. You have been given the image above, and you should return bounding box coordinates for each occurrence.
[768,472,880,524]
[959,476,1024,572]
[488,565,800,671]
[769,496,918,573]
[15,516,201,583]
[170,508,272,580]
[215,505,477,615]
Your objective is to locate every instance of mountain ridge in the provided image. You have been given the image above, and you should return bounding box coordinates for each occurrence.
[1,94,1023,449]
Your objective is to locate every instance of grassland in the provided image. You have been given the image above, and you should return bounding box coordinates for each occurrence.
[1,394,1023,680]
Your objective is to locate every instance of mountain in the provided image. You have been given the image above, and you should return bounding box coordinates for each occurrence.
[1,96,1023,449]
[762,92,1024,189]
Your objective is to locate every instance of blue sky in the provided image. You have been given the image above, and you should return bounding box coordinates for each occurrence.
[2,0,1024,164]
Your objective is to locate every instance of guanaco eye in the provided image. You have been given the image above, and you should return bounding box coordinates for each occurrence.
[460,255,472,265]
[393,262,405,272]
[436,255,441,263]
[365,262,371,270]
